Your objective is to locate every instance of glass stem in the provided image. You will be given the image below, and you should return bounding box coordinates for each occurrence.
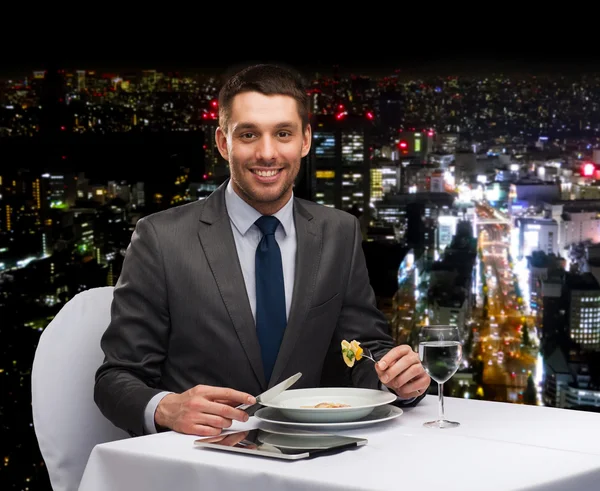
[438,383,445,422]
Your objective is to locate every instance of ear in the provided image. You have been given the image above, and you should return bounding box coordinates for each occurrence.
[301,123,312,158]
[215,126,229,161]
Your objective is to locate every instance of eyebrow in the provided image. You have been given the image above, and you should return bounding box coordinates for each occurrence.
[234,121,299,132]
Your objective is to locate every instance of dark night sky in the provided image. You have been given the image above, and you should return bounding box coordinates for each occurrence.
[4,43,600,77]
[0,16,596,75]
[2,18,597,77]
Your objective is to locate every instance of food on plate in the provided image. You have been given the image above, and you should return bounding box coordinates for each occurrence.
[313,402,351,408]
[301,402,351,408]
[341,339,363,367]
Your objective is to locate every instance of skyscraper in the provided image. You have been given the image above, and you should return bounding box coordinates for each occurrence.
[304,114,373,221]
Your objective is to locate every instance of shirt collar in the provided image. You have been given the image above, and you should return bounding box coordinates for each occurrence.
[225,179,294,237]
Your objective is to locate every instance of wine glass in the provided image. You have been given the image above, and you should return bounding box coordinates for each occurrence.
[418,325,463,428]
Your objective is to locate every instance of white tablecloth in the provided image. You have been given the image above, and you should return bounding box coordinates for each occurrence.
[78,396,600,491]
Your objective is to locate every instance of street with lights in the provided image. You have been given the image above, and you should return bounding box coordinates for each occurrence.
[471,201,541,403]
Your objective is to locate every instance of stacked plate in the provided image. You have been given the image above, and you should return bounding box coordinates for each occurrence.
[254,387,403,430]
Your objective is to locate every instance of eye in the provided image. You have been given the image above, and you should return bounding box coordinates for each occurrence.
[239,133,256,140]
[277,131,292,138]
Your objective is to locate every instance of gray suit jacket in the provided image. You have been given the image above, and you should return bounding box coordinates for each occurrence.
[94,180,424,436]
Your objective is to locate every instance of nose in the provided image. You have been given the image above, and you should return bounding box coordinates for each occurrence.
[255,135,277,163]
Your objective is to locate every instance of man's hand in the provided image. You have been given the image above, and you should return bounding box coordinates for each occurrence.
[375,345,431,399]
[155,385,256,436]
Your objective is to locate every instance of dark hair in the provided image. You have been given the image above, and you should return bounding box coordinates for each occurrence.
[218,63,310,132]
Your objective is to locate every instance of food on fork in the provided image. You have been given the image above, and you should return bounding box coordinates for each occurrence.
[341,339,363,367]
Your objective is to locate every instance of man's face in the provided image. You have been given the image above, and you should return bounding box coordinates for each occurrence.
[216,92,311,215]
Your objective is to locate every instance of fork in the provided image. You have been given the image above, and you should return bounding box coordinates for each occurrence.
[360,347,377,363]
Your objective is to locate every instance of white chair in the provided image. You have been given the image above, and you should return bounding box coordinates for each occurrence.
[31,286,130,491]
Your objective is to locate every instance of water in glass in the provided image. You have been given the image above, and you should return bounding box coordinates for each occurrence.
[418,325,462,428]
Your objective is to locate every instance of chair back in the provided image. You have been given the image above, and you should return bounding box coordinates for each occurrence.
[31,286,129,491]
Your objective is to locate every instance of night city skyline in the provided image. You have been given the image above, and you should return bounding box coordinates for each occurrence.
[2,56,600,489]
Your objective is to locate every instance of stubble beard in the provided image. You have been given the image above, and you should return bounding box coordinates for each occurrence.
[231,165,295,211]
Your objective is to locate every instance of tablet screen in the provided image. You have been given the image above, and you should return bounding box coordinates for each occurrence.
[194,428,367,460]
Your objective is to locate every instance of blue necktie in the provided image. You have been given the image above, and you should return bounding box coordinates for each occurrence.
[255,215,287,382]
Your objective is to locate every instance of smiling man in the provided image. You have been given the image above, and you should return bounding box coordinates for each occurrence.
[216,87,311,215]
[94,63,430,439]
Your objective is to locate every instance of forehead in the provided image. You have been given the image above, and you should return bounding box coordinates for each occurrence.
[229,92,302,129]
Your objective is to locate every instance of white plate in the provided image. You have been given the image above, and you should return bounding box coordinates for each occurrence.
[255,404,403,430]
[261,387,397,423]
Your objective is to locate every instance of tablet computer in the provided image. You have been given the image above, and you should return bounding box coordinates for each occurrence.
[194,428,367,460]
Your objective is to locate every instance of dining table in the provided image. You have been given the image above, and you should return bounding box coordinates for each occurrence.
[78,394,600,491]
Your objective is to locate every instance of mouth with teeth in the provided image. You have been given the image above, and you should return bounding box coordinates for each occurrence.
[250,168,283,183]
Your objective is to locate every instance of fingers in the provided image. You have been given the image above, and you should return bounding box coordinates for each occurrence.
[166,385,257,436]
[200,399,251,424]
[375,345,431,396]
[398,372,430,395]
[384,362,423,390]
[192,386,256,421]
[179,408,241,437]
[376,344,413,371]
[199,386,256,406]
[214,399,245,407]
[375,345,419,384]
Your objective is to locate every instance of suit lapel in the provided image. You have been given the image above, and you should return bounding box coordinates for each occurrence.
[197,182,267,389]
[269,199,321,386]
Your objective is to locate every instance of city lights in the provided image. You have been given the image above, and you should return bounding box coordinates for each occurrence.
[2,61,600,488]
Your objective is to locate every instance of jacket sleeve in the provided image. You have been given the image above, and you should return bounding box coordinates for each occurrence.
[94,216,171,436]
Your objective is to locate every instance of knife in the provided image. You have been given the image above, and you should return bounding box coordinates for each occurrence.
[237,372,302,416]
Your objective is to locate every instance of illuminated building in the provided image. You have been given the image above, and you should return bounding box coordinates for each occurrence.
[304,114,373,220]
[76,70,86,91]
[545,200,600,252]
[391,249,420,342]
[4,204,12,231]
[141,70,157,91]
[566,275,600,350]
[515,217,558,259]
[404,131,433,156]
[541,271,600,409]
[508,179,560,215]
[435,133,459,154]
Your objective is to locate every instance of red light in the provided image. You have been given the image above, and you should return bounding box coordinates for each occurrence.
[366,111,374,120]
[335,112,345,120]
[398,140,409,154]
[427,131,434,136]
[583,162,595,177]
[211,100,218,107]
[60,126,66,131]
[203,174,208,179]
